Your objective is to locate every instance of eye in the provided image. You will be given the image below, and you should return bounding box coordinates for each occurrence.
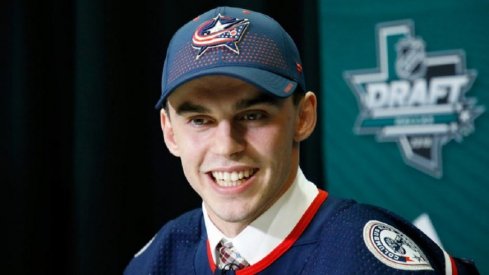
[240,111,267,121]
[189,117,212,126]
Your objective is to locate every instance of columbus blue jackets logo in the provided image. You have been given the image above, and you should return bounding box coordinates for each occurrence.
[192,14,250,60]
[363,220,433,271]
[344,20,484,178]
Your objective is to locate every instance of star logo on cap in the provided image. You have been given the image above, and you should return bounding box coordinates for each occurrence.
[192,14,250,59]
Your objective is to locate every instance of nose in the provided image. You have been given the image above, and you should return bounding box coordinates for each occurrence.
[211,120,245,157]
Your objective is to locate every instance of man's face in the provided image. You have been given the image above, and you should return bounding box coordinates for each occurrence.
[161,75,311,235]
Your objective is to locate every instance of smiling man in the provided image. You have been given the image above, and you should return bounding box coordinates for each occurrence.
[163,75,313,239]
[125,6,478,274]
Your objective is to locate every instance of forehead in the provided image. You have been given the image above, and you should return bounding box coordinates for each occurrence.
[168,75,263,103]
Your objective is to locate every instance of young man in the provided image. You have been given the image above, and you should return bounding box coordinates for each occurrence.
[125,7,478,274]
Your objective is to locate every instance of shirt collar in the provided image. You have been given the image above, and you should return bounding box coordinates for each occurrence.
[203,167,319,265]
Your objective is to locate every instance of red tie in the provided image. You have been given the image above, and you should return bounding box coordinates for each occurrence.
[216,239,250,270]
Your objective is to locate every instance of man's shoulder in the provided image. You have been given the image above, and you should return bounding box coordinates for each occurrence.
[159,208,204,234]
[124,208,205,275]
[316,195,422,231]
[307,195,477,274]
[315,196,439,254]
[148,208,205,247]
[152,208,205,246]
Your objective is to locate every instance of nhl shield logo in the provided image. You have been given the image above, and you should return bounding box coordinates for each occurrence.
[395,38,426,80]
[344,20,484,178]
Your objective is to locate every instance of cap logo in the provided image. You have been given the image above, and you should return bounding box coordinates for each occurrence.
[192,14,250,60]
[296,63,303,74]
[284,82,294,93]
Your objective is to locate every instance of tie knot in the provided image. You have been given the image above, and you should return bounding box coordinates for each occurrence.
[217,240,250,270]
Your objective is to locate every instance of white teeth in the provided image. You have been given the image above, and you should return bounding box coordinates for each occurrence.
[231,172,238,181]
[211,169,255,187]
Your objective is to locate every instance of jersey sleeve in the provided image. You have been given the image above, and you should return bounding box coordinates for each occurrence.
[305,200,479,274]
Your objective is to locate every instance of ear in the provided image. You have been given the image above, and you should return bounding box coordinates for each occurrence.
[160,109,181,157]
[294,91,317,142]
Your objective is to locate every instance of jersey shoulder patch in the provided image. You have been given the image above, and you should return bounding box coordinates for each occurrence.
[363,220,433,271]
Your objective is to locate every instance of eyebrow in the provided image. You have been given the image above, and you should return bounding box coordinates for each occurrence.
[174,93,284,115]
[235,93,284,110]
[175,102,210,115]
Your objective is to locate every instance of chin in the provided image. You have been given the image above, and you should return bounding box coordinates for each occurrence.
[215,207,254,224]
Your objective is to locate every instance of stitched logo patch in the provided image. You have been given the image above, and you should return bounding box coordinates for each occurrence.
[192,13,250,60]
[363,220,433,271]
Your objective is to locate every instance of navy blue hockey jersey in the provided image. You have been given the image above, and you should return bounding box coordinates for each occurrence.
[124,190,478,274]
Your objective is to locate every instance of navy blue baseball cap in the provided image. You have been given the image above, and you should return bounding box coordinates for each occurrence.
[155,6,306,109]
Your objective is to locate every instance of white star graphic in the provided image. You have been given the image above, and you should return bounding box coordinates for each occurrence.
[206,15,233,34]
[459,110,471,122]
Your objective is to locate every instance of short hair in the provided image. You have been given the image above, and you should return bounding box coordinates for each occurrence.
[292,87,306,106]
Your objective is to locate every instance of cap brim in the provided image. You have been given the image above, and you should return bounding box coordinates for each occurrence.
[155,66,298,109]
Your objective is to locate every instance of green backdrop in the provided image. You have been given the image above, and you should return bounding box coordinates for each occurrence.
[319,0,489,273]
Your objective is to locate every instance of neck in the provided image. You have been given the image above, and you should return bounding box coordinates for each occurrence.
[217,222,248,238]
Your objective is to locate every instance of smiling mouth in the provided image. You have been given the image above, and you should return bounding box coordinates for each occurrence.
[211,168,257,187]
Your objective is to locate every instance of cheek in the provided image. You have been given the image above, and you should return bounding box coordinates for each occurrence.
[173,129,210,173]
[247,123,294,157]
[174,126,210,152]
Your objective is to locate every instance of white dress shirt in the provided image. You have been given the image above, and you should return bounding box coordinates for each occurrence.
[203,168,319,265]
